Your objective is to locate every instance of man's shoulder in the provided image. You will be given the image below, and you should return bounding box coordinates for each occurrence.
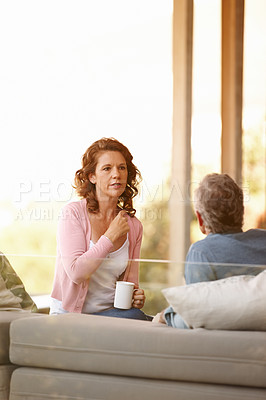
[187,228,266,263]
[243,228,266,239]
[186,236,211,261]
[189,235,215,251]
[187,233,232,261]
[190,229,266,247]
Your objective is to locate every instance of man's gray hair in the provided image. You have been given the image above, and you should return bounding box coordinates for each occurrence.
[194,173,244,233]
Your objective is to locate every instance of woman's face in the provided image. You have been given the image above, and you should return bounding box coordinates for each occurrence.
[90,151,128,201]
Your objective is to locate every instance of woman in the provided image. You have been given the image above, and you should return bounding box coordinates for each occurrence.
[50,137,149,320]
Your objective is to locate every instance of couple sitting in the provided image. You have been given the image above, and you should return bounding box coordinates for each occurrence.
[1,169,265,325]
[154,173,266,327]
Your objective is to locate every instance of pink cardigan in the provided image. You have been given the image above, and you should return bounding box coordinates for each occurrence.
[51,199,143,313]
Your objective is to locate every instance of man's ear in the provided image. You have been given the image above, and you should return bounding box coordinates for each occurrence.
[196,211,203,226]
[196,211,206,234]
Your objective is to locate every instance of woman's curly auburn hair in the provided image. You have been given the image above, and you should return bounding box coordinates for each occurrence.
[73,137,141,217]
[194,173,244,233]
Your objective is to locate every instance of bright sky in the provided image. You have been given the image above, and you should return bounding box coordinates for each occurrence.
[0,0,265,228]
[0,0,173,212]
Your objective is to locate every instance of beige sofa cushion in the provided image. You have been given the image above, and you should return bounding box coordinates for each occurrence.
[9,367,266,400]
[0,365,17,400]
[0,310,40,365]
[162,270,266,330]
[0,311,43,400]
[10,313,266,388]
[0,311,43,365]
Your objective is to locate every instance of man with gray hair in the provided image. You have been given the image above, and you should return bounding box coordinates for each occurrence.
[185,173,266,284]
[154,173,266,327]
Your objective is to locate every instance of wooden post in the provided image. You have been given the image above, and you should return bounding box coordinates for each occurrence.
[221,0,245,184]
[169,0,193,284]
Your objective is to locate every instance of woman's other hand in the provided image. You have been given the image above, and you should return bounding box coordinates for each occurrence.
[105,211,129,244]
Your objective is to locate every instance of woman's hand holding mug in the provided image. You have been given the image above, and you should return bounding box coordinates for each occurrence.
[132,287,145,309]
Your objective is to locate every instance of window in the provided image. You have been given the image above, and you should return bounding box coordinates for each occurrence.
[0,1,172,293]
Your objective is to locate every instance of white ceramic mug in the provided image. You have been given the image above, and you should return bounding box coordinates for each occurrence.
[114,281,135,309]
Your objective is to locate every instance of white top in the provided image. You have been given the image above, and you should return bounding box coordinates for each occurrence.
[50,236,129,315]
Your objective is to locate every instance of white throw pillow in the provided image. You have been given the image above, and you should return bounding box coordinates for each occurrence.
[162,270,266,330]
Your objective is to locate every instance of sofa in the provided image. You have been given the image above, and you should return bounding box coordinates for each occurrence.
[1,310,266,400]
[0,311,43,400]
